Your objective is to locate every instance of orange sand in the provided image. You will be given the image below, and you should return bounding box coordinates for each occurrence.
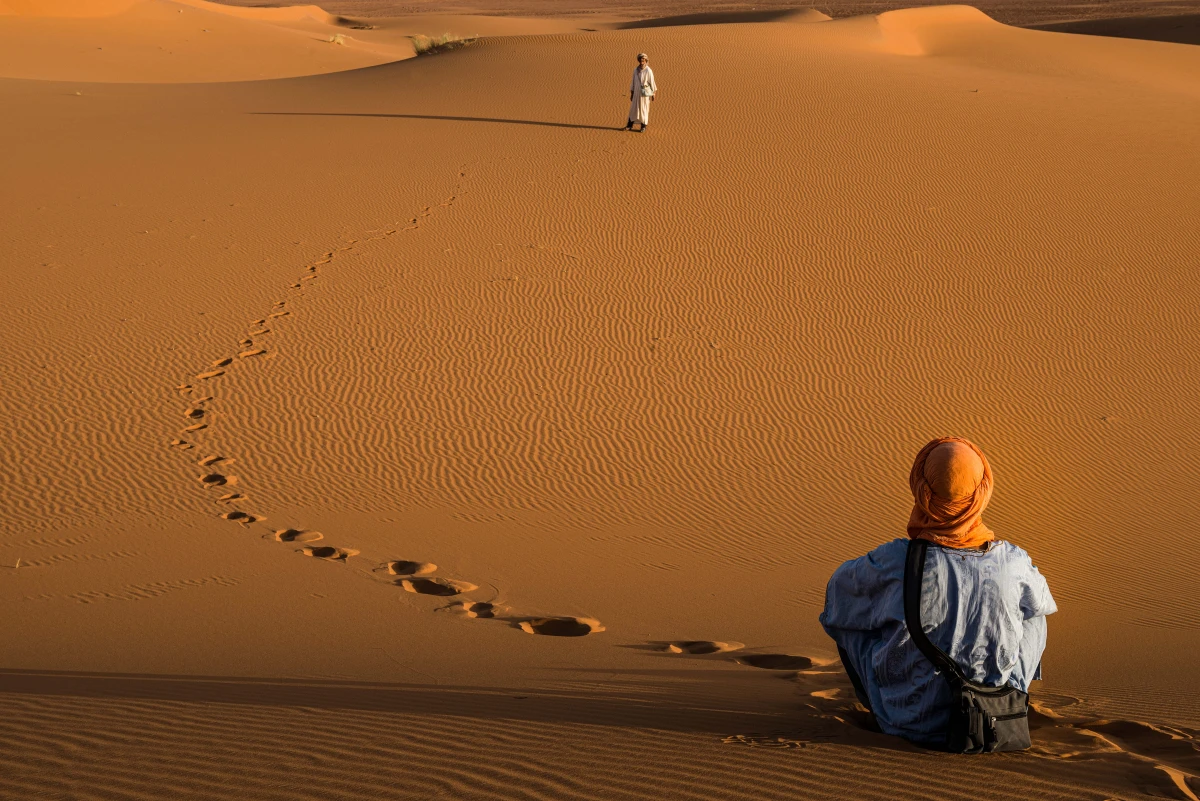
[1,2,1198,798]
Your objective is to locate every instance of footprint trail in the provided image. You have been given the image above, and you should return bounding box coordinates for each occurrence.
[165,174,601,638]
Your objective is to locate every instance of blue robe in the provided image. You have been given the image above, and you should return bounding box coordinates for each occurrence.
[819,538,1056,745]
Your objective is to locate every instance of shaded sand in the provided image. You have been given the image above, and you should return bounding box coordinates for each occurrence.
[2,4,1199,799]
[1034,13,1200,46]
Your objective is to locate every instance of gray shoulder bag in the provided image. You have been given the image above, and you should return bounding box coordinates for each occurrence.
[904,538,1032,753]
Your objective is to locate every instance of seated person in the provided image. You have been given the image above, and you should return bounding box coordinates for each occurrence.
[819,437,1056,747]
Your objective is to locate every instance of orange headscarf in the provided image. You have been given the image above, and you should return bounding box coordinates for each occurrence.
[907,437,995,549]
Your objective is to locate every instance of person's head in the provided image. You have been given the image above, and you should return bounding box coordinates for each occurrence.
[924,440,985,501]
[907,437,994,549]
[637,53,648,67]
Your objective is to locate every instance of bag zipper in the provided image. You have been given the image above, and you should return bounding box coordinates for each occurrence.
[990,712,1027,722]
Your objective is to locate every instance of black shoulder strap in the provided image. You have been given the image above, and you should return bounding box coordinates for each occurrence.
[904,538,968,685]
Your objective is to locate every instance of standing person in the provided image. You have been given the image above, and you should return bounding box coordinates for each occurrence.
[819,437,1056,751]
[625,53,657,132]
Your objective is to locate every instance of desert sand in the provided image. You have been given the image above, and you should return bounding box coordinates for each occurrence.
[1,0,1198,798]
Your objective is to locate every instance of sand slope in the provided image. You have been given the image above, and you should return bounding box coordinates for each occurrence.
[0,0,412,81]
[0,0,610,82]
[1,6,1199,800]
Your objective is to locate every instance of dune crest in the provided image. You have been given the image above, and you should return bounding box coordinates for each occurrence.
[873,4,999,55]
[171,0,335,25]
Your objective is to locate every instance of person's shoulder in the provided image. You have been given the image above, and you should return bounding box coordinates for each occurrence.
[988,539,1052,580]
[990,539,1034,563]
[853,538,908,573]
[830,538,905,573]
[869,537,909,559]
[990,540,1056,607]
[826,539,907,599]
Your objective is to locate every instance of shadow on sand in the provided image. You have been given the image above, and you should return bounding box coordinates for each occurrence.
[1030,13,1200,46]
[2,665,1196,794]
[252,112,618,132]
[615,10,819,29]
[0,664,898,747]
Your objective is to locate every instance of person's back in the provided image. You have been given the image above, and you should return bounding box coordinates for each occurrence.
[819,437,1056,747]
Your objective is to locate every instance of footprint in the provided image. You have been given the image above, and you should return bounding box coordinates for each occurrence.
[250,328,270,336]
[451,601,496,618]
[518,617,605,637]
[384,560,437,577]
[212,358,233,368]
[1030,718,1200,798]
[239,349,267,358]
[301,274,318,282]
[176,384,193,392]
[193,395,213,404]
[239,338,252,346]
[198,455,233,467]
[737,654,813,671]
[183,423,208,432]
[666,641,744,655]
[199,473,235,487]
[268,311,289,319]
[196,370,224,380]
[170,439,193,450]
[1085,721,1200,780]
[400,577,477,596]
[217,492,247,503]
[306,266,318,273]
[184,407,205,419]
[275,529,323,543]
[301,545,357,561]
[221,511,264,523]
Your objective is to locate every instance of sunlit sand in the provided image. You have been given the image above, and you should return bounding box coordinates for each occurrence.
[1,1,1198,797]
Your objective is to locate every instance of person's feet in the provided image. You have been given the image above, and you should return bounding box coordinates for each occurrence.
[623,120,633,131]
[638,125,647,133]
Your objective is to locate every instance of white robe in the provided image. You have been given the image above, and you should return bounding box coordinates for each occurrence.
[628,66,657,125]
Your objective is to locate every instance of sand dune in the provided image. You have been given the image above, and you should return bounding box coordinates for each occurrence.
[0,0,142,14]
[0,0,609,82]
[1,4,1199,799]
[0,0,415,81]
[0,0,617,83]
[0,0,332,20]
